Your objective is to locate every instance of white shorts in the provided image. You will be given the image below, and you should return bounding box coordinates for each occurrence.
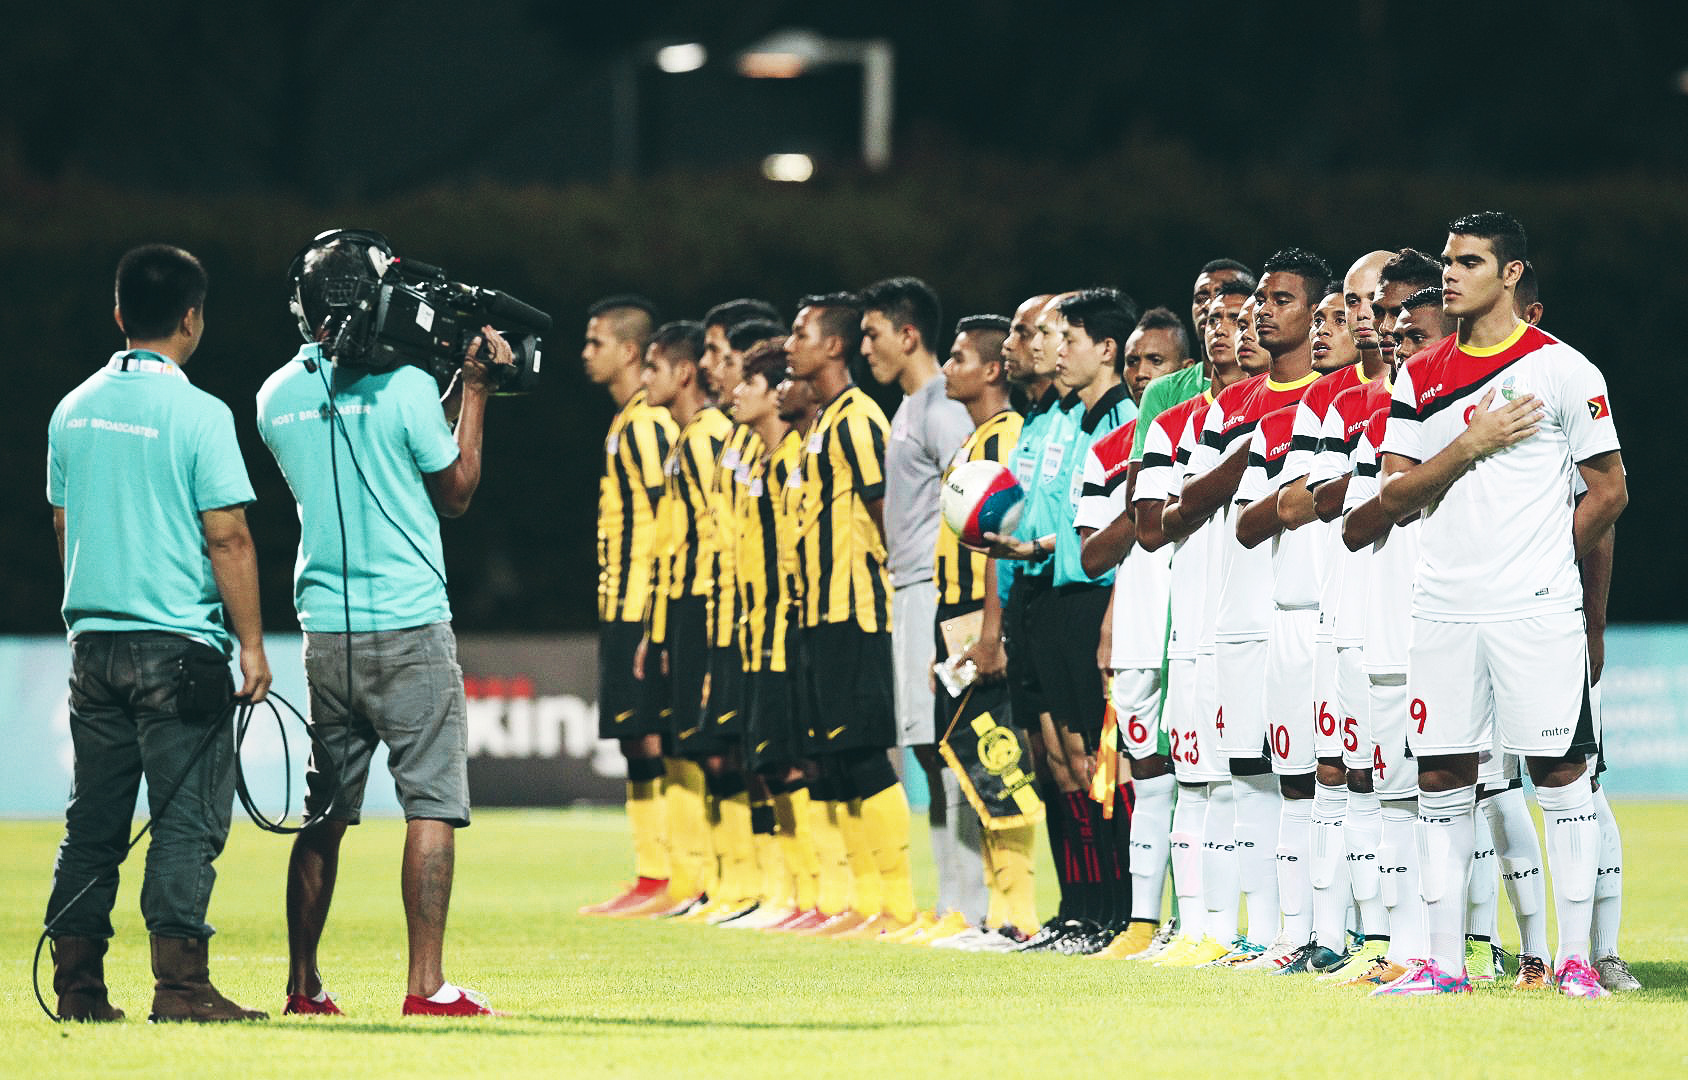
[1338,647,1370,768]
[1365,675,1418,799]
[1406,612,1592,759]
[1110,667,1164,760]
[1312,639,1340,759]
[892,581,939,747]
[1171,653,1228,783]
[1265,609,1318,775]
[1215,638,1268,761]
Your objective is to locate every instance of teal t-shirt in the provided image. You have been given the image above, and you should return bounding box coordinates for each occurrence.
[1053,384,1135,587]
[997,387,1062,600]
[47,350,256,652]
[1129,362,1206,461]
[256,345,460,632]
[1015,392,1082,579]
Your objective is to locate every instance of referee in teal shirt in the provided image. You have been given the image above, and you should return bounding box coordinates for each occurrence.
[45,245,269,1023]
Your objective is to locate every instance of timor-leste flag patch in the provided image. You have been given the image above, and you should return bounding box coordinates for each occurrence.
[1587,395,1611,420]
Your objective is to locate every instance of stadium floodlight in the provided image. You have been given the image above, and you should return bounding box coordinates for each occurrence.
[762,153,815,183]
[737,28,894,171]
[655,43,707,74]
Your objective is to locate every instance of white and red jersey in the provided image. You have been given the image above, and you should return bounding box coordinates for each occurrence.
[1322,378,1394,648]
[1188,370,1321,642]
[1078,421,1172,670]
[1381,323,1620,623]
[1238,403,1323,610]
[1281,364,1376,642]
[1347,408,1418,675]
[1139,393,1213,663]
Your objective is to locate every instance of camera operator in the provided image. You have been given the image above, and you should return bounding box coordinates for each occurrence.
[256,233,512,1018]
[44,244,270,1023]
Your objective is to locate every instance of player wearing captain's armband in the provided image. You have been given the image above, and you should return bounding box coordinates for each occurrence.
[1372,212,1626,999]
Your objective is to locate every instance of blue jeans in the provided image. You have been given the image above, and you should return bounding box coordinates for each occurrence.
[45,631,235,940]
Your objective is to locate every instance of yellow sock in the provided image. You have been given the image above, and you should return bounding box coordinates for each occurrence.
[752,813,789,907]
[988,822,1038,933]
[776,789,820,912]
[858,784,914,923]
[840,798,885,918]
[981,827,1006,929]
[664,759,711,898]
[809,798,852,915]
[627,777,670,882]
[712,791,757,907]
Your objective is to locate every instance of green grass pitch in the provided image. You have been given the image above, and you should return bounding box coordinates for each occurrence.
[2,803,1684,1078]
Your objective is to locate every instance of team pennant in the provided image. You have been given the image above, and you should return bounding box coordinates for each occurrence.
[939,692,1044,830]
[1090,693,1120,819]
[1586,395,1610,420]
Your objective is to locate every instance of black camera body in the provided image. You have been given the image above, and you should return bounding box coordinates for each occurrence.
[290,229,552,395]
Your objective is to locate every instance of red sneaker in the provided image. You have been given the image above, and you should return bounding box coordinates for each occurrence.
[578,877,669,916]
[774,908,832,933]
[283,991,344,1016]
[401,984,499,1017]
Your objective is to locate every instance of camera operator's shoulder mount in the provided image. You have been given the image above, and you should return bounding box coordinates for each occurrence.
[286,228,551,395]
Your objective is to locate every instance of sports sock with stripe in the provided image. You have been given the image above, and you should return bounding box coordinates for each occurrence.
[1128,772,1173,925]
[1345,789,1388,939]
[1467,807,1499,949]
[1310,782,1349,950]
[1169,782,1207,932]
[1481,784,1548,959]
[1381,797,1426,964]
[1536,779,1598,967]
[1200,779,1240,942]
[1276,794,1313,945]
[1230,770,1281,945]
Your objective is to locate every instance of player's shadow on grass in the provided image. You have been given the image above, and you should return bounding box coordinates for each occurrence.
[526,1015,945,1031]
[289,1021,538,1036]
[1628,961,1688,999]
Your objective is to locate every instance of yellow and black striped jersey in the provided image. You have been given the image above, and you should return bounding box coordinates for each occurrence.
[650,405,734,643]
[735,428,800,672]
[796,385,891,633]
[935,408,1024,606]
[710,423,763,650]
[598,390,677,625]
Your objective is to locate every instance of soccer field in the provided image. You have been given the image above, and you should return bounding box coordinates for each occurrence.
[3,804,1684,1079]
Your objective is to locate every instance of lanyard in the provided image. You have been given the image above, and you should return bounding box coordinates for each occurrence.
[107,350,188,379]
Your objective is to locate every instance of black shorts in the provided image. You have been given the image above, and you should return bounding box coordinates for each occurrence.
[704,646,746,735]
[1004,573,1050,726]
[800,622,896,755]
[745,666,801,773]
[1028,583,1110,745]
[598,620,666,739]
[666,596,710,754]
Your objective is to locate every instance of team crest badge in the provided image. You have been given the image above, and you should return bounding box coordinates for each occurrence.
[1500,375,1518,402]
[1586,395,1610,420]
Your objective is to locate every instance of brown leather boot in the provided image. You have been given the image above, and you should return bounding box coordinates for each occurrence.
[51,936,125,1022]
[148,936,268,1022]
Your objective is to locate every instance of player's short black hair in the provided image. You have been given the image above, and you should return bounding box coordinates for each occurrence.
[704,298,781,331]
[797,292,864,358]
[858,276,943,352]
[955,314,1010,335]
[1215,279,1256,301]
[588,294,660,352]
[649,320,705,365]
[1403,286,1444,311]
[1200,258,1256,288]
[1056,288,1141,361]
[954,315,1010,377]
[1448,211,1528,270]
[1260,248,1333,306]
[741,340,789,388]
[116,244,207,341]
[726,318,788,352]
[1516,261,1540,309]
[1322,280,1343,298]
[1379,248,1443,294]
[1134,306,1191,358]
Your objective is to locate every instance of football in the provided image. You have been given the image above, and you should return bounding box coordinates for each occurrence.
[940,459,1025,550]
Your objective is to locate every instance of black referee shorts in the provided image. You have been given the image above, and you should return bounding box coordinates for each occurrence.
[1004,573,1050,728]
[1028,582,1110,747]
[800,622,897,755]
[597,620,666,739]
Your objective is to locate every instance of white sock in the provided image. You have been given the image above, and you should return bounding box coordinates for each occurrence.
[931,770,960,915]
[1276,795,1313,944]
[1201,780,1240,941]
[1129,772,1175,923]
[1231,771,1281,945]
[1482,785,1548,960]
[1381,798,1426,965]
[1590,783,1623,959]
[1310,782,1349,950]
[1468,807,1499,949]
[947,770,990,924]
[1345,789,1388,939]
[1170,783,1207,930]
[1414,786,1475,974]
[427,981,463,1003]
[1536,779,1598,968]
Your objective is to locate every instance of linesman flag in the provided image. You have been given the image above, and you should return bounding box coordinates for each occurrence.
[939,691,1044,830]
